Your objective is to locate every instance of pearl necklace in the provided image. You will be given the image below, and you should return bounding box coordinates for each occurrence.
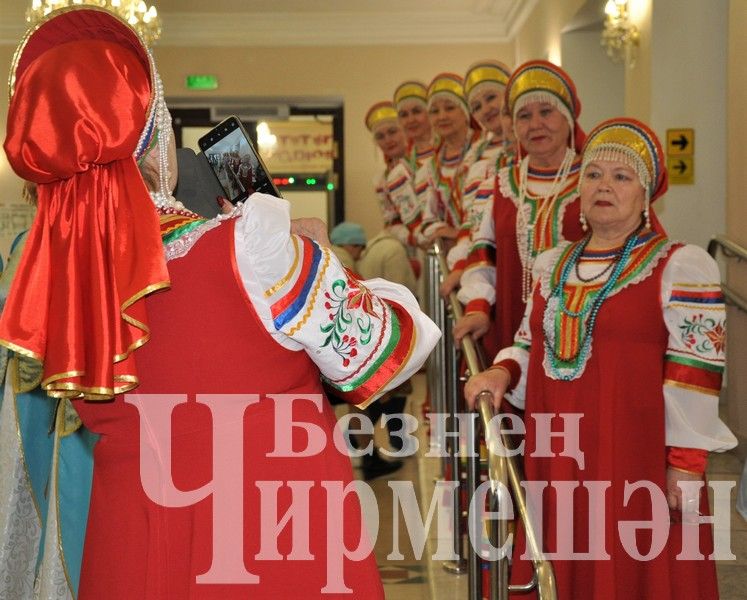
[150,191,187,211]
[543,222,644,381]
[130,51,184,213]
[515,148,576,302]
[156,204,199,218]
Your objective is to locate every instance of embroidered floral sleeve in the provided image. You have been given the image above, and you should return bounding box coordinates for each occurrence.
[459,140,504,233]
[446,158,493,271]
[374,172,398,227]
[386,161,422,243]
[234,193,440,408]
[661,244,736,453]
[414,162,445,245]
[457,179,497,314]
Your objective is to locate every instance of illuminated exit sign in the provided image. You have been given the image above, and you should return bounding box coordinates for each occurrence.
[186,74,218,90]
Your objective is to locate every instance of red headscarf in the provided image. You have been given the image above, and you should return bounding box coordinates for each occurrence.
[2,8,169,399]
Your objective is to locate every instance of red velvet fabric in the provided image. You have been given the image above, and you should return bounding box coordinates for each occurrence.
[2,38,168,398]
[73,221,384,599]
[485,174,585,357]
[510,247,718,600]
[667,446,708,474]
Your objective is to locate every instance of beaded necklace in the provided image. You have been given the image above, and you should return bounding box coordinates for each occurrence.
[430,131,476,225]
[515,148,576,302]
[543,222,645,381]
[574,246,623,282]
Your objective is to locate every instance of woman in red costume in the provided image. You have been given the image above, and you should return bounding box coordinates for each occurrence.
[465,118,736,599]
[440,59,513,296]
[454,61,588,355]
[1,8,439,599]
[394,80,434,172]
[414,73,482,247]
[383,80,434,249]
[365,101,415,249]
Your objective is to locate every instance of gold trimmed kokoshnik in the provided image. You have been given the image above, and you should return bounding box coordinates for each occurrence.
[464,64,510,98]
[394,81,428,107]
[507,68,574,116]
[365,102,398,132]
[428,74,466,101]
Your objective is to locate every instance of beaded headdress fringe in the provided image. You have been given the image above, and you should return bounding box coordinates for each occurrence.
[580,145,652,201]
[130,41,175,210]
[466,80,507,104]
[428,90,470,117]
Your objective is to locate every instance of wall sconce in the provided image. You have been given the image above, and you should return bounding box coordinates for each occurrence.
[601,0,639,65]
[257,122,278,157]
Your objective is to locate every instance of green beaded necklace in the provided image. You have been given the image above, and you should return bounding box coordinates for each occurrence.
[543,221,645,380]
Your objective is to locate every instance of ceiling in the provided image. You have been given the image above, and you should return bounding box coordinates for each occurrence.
[0,0,538,46]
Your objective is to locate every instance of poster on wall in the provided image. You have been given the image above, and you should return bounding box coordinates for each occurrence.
[258,119,334,174]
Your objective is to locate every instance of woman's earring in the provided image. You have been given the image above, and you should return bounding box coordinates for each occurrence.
[580,211,588,232]
[643,201,651,229]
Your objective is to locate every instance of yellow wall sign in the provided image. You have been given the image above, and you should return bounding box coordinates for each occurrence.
[666,129,694,156]
[666,128,694,185]
[667,156,694,185]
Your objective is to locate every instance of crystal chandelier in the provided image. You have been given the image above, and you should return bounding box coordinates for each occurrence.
[601,0,639,66]
[26,0,162,46]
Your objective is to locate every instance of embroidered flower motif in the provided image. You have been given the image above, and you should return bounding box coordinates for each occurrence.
[679,314,726,356]
[347,285,377,319]
[320,277,374,367]
[704,321,726,355]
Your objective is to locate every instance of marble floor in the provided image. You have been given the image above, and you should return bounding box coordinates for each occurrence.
[347,374,747,599]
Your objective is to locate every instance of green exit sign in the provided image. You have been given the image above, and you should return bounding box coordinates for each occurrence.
[186,75,218,90]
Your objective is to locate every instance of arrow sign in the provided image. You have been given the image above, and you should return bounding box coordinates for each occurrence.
[667,156,694,184]
[672,135,688,151]
[666,128,694,156]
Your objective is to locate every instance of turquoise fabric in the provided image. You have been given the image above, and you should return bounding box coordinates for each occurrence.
[0,229,96,598]
[57,424,97,596]
[13,389,56,572]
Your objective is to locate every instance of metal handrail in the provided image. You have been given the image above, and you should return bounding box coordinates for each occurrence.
[432,241,557,600]
[708,234,747,262]
[707,235,747,314]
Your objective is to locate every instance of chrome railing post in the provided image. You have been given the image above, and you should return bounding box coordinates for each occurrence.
[443,303,467,574]
[431,239,557,600]
[465,404,482,599]
[424,249,447,474]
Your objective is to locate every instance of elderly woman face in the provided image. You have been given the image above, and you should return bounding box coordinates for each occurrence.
[469,86,504,135]
[580,160,645,234]
[397,100,430,142]
[373,121,407,161]
[428,97,468,140]
[514,101,570,163]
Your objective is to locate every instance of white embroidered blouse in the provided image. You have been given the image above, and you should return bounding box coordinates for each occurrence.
[167,193,441,408]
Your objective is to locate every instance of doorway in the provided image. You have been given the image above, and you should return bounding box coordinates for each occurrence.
[169,100,344,226]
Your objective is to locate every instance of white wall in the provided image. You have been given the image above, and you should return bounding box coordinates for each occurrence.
[561,29,625,134]
[649,0,727,248]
